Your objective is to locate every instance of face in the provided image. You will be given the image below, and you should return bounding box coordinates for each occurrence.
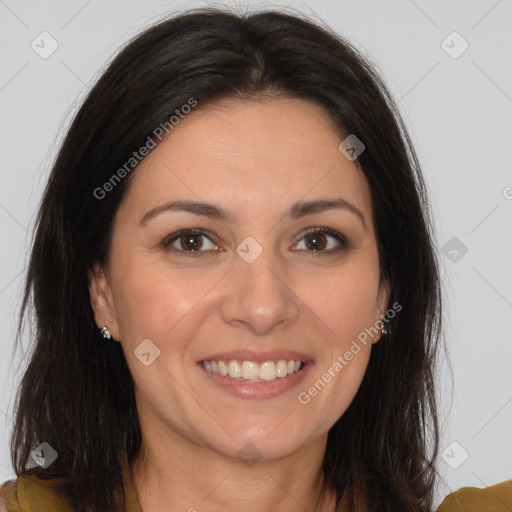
[89,97,389,462]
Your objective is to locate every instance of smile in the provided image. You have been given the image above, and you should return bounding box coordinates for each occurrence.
[201,359,305,382]
[197,359,313,399]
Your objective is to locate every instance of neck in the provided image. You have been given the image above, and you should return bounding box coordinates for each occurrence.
[130,421,337,512]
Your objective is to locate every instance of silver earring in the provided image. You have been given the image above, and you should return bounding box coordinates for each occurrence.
[382,324,391,335]
[100,326,112,340]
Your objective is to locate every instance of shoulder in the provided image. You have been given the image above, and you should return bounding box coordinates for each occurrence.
[0,474,71,512]
[437,479,512,511]
[0,479,18,512]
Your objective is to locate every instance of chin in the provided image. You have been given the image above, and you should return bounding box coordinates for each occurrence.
[209,429,304,462]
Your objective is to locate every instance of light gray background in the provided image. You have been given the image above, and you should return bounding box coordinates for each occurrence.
[1,0,511,508]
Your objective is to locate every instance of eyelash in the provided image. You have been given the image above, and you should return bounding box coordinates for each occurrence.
[162,227,348,258]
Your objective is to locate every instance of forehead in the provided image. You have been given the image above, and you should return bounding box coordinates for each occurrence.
[119,97,373,227]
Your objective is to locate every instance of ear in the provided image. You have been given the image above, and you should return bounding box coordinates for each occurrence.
[88,263,121,341]
[373,277,391,344]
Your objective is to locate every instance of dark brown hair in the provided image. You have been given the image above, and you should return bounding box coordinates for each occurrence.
[9,6,443,511]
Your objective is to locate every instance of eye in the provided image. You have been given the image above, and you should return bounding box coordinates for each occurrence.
[162,227,348,259]
[162,229,219,258]
[293,227,347,255]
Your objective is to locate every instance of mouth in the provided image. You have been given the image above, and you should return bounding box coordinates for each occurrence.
[199,358,307,382]
[196,357,314,399]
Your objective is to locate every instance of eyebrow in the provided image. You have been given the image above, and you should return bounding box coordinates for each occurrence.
[139,197,367,230]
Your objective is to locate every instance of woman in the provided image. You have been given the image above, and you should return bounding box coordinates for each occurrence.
[1,7,510,512]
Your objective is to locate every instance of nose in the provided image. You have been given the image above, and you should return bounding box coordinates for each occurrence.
[220,248,301,336]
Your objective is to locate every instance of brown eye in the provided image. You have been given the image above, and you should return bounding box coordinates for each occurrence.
[294,228,347,254]
[304,232,328,251]
[163,229,218,258]
[177,233,204,251]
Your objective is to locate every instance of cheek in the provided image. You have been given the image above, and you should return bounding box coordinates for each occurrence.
[109,250,193,343]
[301,259,381,340]
[111,260,226,368]
[118,280,193,342]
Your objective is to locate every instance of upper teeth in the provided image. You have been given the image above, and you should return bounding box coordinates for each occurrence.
[202,359,304,382]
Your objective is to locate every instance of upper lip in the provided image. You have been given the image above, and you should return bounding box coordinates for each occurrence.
[198,349,314,364]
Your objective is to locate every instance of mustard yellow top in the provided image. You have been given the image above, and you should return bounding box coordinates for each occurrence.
[437,478,512,511]
[1,460,511,512]
[0,456,141,512]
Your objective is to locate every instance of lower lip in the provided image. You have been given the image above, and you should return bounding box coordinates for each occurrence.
[197,361,314,399]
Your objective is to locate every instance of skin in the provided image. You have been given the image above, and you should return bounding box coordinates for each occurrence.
[89,97,389,512]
